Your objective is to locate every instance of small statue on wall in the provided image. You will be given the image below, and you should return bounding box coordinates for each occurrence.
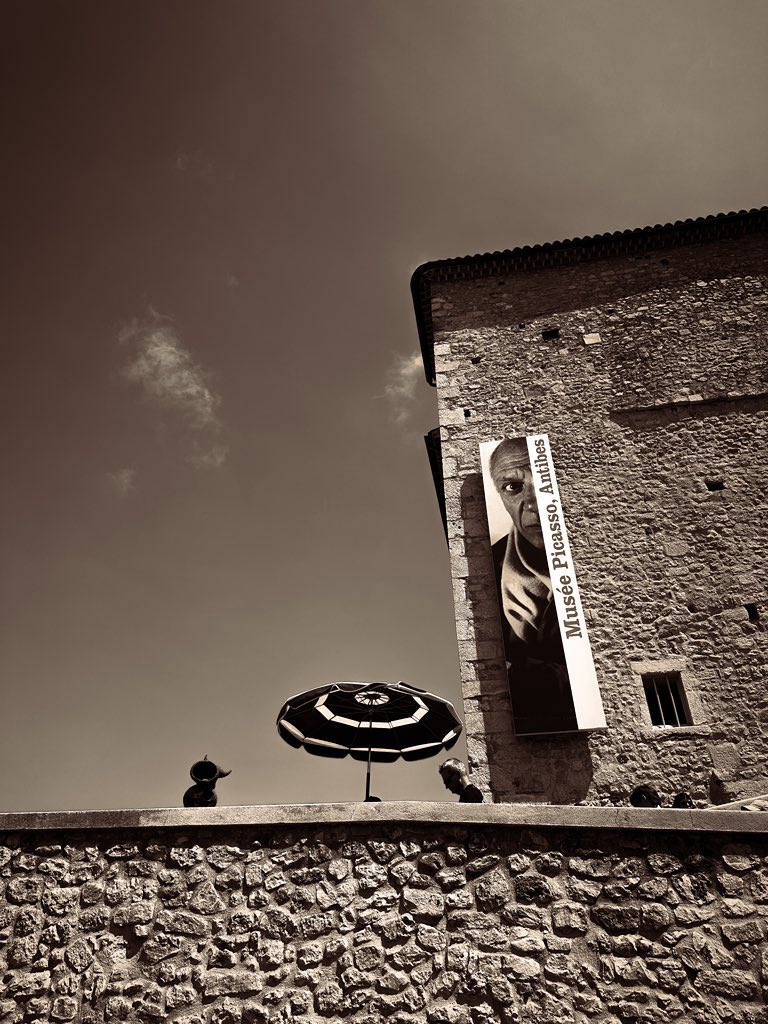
[183,755,231,807]
[629,784,662,808]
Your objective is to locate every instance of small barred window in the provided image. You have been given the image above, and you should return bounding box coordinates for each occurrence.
[642,672,692,727]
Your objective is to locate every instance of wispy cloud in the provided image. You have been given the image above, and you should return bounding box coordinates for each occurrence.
[119,311,227,468]
[188,441,228,470]
[174,150,213,177]
[106,467,136,496]
[383,350,424,425]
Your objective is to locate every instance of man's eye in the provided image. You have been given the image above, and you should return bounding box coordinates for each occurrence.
[502,481,523,494]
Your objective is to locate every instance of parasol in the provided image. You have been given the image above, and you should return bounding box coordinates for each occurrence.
[276,680,463,800]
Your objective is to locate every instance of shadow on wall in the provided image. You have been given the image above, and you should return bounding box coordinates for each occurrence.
[460,473,594,804]
[609,391,768,429]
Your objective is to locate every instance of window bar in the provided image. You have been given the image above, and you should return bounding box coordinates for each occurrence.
[671,675,684,724]
[653,677,664,726]
[672,677,688,724]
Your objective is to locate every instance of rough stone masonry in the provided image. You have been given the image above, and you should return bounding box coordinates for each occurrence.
[3,804,768,1024]
[411,209,768,807]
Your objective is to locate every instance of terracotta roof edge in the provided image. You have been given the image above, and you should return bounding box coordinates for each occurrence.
[411,206,768,386]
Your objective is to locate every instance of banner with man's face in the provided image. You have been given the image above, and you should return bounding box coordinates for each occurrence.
[479,435,606,735]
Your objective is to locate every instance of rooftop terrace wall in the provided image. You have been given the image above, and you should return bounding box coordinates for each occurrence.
[2,804,768,1023]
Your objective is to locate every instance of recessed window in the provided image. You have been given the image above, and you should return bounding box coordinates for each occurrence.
[745,603,760,623]
[541,327,560,341]
[642,672,692,727]
[705,478,724,492]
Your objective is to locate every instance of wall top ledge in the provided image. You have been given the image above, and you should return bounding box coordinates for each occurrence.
[0,802,766,835]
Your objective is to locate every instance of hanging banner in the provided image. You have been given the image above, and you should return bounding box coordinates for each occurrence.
[479,434,606,735]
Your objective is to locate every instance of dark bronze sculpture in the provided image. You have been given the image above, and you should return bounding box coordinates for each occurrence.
[629,784,662,808]
[672,792,695,808]
[183,755,231,807]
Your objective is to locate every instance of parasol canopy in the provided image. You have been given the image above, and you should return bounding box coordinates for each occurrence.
[276,680,463,799]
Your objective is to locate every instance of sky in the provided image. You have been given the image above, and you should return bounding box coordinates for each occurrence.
[1,0,766,812]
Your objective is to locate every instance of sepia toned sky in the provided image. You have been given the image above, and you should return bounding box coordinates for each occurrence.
[1,1,766,812]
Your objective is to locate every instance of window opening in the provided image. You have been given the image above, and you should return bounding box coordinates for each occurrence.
[745,603,760,623]
[541,327,560,341]
[642,672,691,727]
[705,478,724,492]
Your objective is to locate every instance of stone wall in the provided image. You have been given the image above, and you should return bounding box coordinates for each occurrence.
[423,229,768,805]
[2,805,768,1024]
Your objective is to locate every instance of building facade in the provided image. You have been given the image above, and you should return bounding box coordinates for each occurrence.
[412,209,768,807]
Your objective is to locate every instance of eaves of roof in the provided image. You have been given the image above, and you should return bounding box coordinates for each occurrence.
[411,206,768,386]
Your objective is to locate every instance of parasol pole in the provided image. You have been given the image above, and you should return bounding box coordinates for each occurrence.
[365,706,373,801]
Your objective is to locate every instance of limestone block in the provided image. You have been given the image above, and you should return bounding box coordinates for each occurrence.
[63,938,93,972]
[402,888,445,921]
[514,875,554,906]
[505,953,541,979]
[475,870,511,910]
[204,970,263,997]
[698,968,757,998]
[6,876,43,904]
[591,904,642,934]
[551,901,589,935]
[721,919,766,946]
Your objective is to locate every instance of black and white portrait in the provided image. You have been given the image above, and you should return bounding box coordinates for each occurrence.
[480,435,605,735]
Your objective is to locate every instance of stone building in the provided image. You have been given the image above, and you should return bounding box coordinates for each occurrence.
[2,209,768,1024]
[412,207,768,808]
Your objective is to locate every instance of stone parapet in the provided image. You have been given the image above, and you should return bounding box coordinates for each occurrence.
[3,806,768,1022]
[1,801,767,834]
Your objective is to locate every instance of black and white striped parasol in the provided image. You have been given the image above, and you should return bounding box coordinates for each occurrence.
[276,681,463,800]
